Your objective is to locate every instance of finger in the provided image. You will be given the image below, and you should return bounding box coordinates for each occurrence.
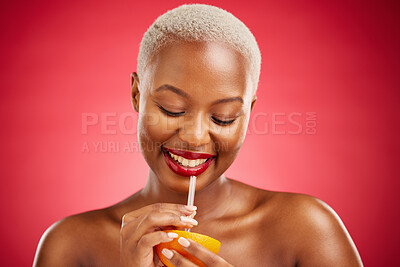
[122,203,197,224]
[148,203,197,217]
[178,237,230,266]
[122,210,194,238]
[123,212,196,252]
[188,210,197,219]
[135,212,198,238]
[136,231,179,256]
[120,213,146,246]
[121,204,197,240]
[162,249,198,267]
[154,203,197,216]
[160,210,196,231]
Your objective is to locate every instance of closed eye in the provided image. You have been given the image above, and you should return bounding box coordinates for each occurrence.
[157,105,185,117]
[212,116,236,126]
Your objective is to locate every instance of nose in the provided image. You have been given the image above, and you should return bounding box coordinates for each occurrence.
[178,112,211,147]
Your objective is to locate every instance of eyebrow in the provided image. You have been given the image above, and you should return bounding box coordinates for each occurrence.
[155,84,244,104]
[212,96,243,105]
[155,84,189,98]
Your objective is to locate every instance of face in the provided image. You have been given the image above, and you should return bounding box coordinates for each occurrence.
[131,41,256,193]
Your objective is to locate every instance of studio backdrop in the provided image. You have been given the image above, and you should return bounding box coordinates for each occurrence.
[0,0,399,266]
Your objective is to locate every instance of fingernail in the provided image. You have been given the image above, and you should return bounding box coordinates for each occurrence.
[162,248,173,259]
[180,216,198,225]
[167,232,179,239]
[185,205,197,211]
[178,237,190,248]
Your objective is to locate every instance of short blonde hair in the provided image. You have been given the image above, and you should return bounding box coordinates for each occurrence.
[137,4,262,94]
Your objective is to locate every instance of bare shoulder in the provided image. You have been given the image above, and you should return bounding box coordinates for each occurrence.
[33,208,120,267]
[259,192,363,266]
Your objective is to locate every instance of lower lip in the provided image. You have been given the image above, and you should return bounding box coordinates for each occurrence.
[162,150,215,177]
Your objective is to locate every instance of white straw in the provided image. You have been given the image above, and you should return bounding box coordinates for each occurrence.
[186,175,196,232]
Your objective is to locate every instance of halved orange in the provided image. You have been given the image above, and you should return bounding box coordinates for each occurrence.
[155,230,221,267]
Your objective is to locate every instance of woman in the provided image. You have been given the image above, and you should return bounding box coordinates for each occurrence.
[34,4,363,266]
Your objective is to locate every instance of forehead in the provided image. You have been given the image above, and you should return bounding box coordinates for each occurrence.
[143,41,254,101]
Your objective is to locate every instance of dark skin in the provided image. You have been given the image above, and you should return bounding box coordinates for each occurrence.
[34,41,363,266]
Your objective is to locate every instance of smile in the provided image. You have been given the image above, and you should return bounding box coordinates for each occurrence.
[162,147,216,177]
[169,152,208,167]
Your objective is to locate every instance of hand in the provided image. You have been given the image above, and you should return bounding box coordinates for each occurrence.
[161,237,233,267]
[120,203,198,267]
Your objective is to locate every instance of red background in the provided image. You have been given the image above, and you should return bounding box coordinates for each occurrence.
[1,0,399,266]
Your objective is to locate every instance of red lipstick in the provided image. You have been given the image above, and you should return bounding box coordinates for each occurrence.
[162,147,216,177]
[163,147,214,159]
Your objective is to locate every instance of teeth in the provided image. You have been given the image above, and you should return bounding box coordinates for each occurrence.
[168,152,209,167]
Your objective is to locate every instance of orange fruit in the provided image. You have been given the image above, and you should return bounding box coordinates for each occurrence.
[155,230,221,267]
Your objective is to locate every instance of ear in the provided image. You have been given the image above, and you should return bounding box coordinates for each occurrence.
[131,72,140,112]
[250,95,257,112]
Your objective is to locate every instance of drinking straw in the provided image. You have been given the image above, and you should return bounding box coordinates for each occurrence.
[186,175,196,232]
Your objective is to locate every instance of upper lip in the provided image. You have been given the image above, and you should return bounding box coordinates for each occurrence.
[162,146,216,160]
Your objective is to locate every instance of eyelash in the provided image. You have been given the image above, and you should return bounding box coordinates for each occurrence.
[211,117,236,126]
[158,105,236,126]
[158,105,185,117]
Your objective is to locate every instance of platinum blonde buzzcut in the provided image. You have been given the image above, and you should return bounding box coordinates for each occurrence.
[137,4,261,94]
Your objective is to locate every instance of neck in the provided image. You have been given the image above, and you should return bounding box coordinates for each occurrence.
[140,170,234,221]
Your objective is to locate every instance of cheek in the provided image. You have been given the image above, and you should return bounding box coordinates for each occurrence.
[137,108,178,148]
[212,116,249,153]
